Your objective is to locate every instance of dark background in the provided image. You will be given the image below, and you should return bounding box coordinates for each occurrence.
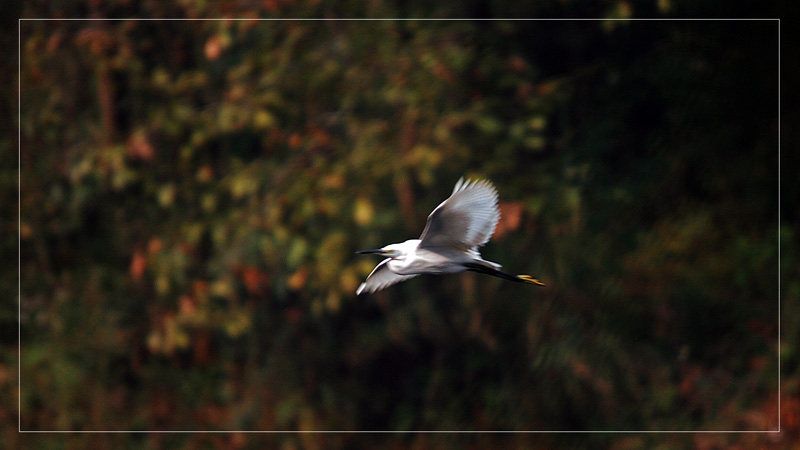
[5,1,797,449]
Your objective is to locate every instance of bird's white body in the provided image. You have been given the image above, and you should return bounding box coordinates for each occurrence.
[382,239,500,276]
[355,177,545,295]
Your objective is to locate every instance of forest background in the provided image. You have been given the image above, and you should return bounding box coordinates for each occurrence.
[3,1,797,449]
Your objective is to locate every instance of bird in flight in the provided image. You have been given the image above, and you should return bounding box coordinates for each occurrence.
[355,177,545,295]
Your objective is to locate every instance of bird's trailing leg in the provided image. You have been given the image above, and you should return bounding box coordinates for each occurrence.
[463,263,545,286]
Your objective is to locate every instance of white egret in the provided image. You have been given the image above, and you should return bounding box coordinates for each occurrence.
[356,177,545,295]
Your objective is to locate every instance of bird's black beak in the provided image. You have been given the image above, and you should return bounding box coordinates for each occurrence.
[355,249,385,255]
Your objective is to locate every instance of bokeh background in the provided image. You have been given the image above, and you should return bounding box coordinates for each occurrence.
[5,1,798,449]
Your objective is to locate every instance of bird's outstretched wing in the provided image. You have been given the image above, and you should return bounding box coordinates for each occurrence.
[418,177,500,251]
[357,259,419,295]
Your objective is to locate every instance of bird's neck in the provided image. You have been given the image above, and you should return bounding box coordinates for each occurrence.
[387,240,420,274]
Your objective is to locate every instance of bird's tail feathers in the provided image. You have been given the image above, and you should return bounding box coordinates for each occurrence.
[468,250,502,270]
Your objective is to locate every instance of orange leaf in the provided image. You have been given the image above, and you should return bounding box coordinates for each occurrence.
[288,133,303,149]
[147,237,163,255]
[130,249,146,282]
[205,34,222,60]
[179,295,197,317]
[494,201,524,239]
[127,132,154,162]
[288,267,309,291]
[241,266,268,294]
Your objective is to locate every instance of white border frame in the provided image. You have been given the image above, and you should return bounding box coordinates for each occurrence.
[18,17,781,434]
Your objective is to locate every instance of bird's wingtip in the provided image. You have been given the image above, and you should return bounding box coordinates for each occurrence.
[453,176,465,194]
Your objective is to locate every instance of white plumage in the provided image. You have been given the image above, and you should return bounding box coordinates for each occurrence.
[355,177,544,295]
[418,177,500,252]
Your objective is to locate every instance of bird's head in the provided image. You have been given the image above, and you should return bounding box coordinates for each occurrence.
[355,242,408,260]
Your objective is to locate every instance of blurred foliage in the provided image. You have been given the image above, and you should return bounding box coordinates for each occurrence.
[4,0,796,449]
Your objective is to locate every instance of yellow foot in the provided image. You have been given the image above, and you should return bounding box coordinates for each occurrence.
[517,275,545,286]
